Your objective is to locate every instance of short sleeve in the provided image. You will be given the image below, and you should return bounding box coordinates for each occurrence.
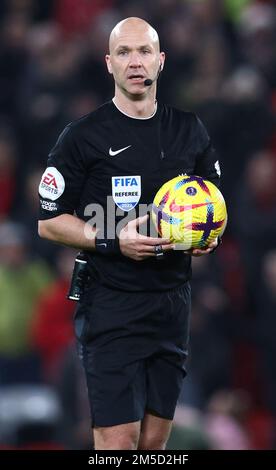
[38,125,87,220]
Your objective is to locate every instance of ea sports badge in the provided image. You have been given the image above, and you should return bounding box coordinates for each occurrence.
[112,176,141,211]
[39,167,65,201]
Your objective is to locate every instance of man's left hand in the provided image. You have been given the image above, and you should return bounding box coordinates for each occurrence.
[183,238,219,257]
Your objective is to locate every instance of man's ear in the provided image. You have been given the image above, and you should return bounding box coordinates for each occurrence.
[105,55,113,74]
[159,52,165,72]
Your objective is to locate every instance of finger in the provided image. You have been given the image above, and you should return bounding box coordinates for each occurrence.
[141,252,156,257]
[123,234,171,246]
[139,243,174,253]
[138,235,171,245]
[132,214,149,227]
[133,251,157,261]
[183,246,213,255]
[161,244,175,252]
[208,242,217,248]
[140,244,175,258]
[192,248,212,256]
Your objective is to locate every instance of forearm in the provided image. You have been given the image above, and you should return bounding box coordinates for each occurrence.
[38,214,96,251]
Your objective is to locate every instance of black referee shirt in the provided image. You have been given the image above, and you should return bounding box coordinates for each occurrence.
[38,100,220,291]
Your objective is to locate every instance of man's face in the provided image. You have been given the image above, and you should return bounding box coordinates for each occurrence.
[106,24,164,96]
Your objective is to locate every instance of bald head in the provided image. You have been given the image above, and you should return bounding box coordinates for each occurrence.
[105,17,165,101]
[109,17,160,53]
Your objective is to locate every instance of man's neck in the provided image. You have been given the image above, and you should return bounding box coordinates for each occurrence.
[113,89,157,118]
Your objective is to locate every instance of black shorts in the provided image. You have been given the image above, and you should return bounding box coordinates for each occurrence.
[74,282,191,427]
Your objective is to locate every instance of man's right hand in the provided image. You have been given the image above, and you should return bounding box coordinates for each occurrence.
[118,215,174,261]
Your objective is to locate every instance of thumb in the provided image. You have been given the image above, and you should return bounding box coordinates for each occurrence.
[134,214,149,227]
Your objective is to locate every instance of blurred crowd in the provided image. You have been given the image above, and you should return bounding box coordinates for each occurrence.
[0,0,275,450]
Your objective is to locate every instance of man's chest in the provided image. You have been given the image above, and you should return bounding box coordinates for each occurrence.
[79,121,198,210]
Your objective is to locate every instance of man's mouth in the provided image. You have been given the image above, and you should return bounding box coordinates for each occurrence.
[128,74,145,82]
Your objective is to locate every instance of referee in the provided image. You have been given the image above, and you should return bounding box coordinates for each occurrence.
[38,17,220,450]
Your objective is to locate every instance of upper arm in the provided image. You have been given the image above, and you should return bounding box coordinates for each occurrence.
[38,125,87,221]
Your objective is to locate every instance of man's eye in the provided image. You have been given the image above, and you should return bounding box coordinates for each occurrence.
[118,50,128,56]
[141,50,150,55]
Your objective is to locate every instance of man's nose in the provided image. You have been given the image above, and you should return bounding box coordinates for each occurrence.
[129,53,142,67]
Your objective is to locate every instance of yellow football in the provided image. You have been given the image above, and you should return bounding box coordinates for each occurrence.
[152,175,227,250]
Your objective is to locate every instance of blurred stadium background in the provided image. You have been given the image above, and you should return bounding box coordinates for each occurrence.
[0,0,275,450]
